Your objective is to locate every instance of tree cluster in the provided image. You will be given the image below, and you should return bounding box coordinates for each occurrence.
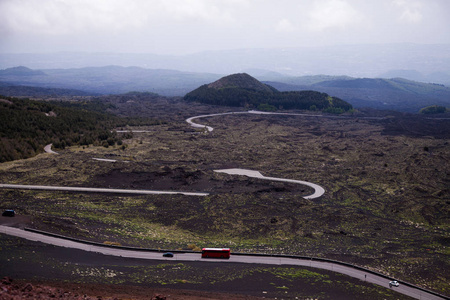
[0,96,158,162]
[184,85,352,112]
[419,105,447,114]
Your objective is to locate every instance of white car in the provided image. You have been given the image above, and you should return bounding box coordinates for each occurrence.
[389,280,399,287]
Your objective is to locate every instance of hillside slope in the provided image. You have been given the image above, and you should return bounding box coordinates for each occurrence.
[0,96,129,162]
[2,66,448,113]
[184,73,352,113]
[267,76,450,113]
[0,82,95,97]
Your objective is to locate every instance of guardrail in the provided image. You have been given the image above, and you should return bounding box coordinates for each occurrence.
[232,252,449,299]
[24,227,193,254]
[24,227,449,300]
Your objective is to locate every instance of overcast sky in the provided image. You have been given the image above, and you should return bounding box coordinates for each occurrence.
[1,0,449,55]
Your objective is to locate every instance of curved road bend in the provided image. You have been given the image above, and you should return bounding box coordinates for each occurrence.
[214,168,325,200]
[0,184,209,197]
[186,111,249,132]
[44,144,58,154]
[0,226,445,300]
[22,114,444,299]
[186,110,386,133]
[187,113,327,199]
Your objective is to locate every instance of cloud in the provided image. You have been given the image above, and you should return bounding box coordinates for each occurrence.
[276,19,297,32]
[0,0,448,54]
[307,0,363,31]
[0,0,149,35]
[393,0,423,23]
[160,0,237,24]
[0,0,242,36]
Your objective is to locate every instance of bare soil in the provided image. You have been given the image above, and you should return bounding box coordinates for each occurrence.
[0,276,264,300]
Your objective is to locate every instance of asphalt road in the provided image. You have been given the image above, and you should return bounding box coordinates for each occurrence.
[0,184,209,196]
[1,112,446,299]
[0,226,446,300]
[214,168,325,199]
[186,111,248,132]
[185,110,385,133]
[43,143,58,154]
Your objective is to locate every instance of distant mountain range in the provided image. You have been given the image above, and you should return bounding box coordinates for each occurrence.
[2,44,449,113]
[265,76,450,112]
[1,44,449,84]
[0,66,46,76]
[0,66,222,96]
[1,66,449,113]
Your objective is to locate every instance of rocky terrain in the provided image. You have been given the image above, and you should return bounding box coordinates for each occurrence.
[0,276,265,300]
[0,95,449,298]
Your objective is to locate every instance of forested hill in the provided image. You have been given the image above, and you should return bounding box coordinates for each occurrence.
[207,73,277,93]
[0,96,160,162]
[184,73,353,113]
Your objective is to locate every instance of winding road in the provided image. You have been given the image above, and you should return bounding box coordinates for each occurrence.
[0,226,445,300]
[215,168,325,199]
[0,111,447,299]
[186,111,248,132]
[185,110,385,133]
[187,111,327,199]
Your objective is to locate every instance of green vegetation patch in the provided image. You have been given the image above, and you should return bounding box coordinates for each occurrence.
[0,96,162,162]
[419,105,447,114]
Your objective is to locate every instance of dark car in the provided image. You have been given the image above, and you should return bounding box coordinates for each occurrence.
[2,210,15,217]
[162,252,174,258]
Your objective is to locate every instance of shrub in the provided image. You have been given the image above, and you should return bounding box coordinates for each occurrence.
[419,105,447,114]
[257,103,277,112]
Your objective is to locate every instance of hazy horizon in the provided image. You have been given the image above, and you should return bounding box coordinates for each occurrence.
[1,0,450,83]
[1,0,449,55]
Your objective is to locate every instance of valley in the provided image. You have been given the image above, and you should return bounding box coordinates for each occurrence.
[2,0,449,297]
[0,94,449,298]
